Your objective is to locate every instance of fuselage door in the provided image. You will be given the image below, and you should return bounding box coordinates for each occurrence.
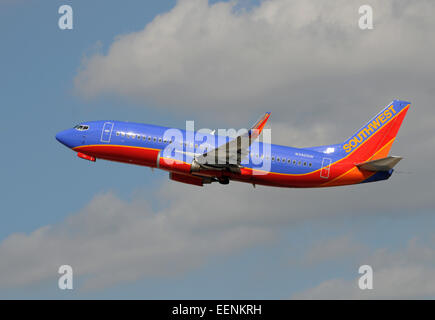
[320,158,332,179]
[101,122,114,143]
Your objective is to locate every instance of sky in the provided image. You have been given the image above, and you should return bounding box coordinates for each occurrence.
[0,0,434,299]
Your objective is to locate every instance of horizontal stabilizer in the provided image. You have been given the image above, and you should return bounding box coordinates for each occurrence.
[356,156,403,172]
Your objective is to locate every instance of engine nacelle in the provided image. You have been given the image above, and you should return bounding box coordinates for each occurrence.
[169,172,205,186]
[159,156,204,174]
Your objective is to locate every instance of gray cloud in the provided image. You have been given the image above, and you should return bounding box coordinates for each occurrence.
[300,235,368,266]
[0,186,276,290]
[293,238,435,299]
[0,179,348,289]
[0,175,430,290]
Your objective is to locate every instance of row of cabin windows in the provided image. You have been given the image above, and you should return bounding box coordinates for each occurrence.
[115,131,205,150]
[115,131,173,144]
[249,153,312,167]
[271,156,312,167]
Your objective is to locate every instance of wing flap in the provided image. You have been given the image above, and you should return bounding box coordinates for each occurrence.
[356,156,403,172]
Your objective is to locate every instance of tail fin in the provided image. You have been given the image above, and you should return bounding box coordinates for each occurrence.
[341,100,410,161]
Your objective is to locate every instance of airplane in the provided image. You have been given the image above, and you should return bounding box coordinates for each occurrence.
[56,100,410,188]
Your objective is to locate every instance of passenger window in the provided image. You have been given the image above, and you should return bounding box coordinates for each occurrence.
[293,160,296,165]
[158,138,162,143]
[153,137,156,142]
[309,163,312,167]
[298,161,302,166]
[303,162,307,166]
[116,132,120,136]
[287,159,291,164]
[121,132,125,137]
[271,156,275,161]
[282,158,286,163]
[143,135,146,140]
[131,134,136,139]
[137,135,141,140]
[276,157,280,162]
[148,137,151,141]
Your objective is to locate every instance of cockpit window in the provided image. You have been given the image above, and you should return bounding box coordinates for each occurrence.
[74,125,89,131]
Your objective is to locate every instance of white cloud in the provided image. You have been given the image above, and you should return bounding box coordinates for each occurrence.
[75,0,435,119]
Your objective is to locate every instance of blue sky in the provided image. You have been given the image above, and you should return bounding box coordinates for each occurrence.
[1,0,435,299]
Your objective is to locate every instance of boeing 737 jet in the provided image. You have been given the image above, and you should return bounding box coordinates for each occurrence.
[56,100,410,187]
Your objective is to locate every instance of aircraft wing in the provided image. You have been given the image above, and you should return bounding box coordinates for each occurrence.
[356,156,403,171]
[194,112,271,169]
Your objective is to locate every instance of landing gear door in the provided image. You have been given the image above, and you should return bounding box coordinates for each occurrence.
[320,158,332,179]
[101,122,114,143]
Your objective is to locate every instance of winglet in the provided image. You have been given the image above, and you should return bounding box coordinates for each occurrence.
[249,112,271,139]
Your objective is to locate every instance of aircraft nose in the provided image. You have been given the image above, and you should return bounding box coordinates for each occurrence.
[56,129,74,148]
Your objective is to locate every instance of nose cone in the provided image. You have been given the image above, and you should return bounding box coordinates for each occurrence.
[56,129,75,148]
